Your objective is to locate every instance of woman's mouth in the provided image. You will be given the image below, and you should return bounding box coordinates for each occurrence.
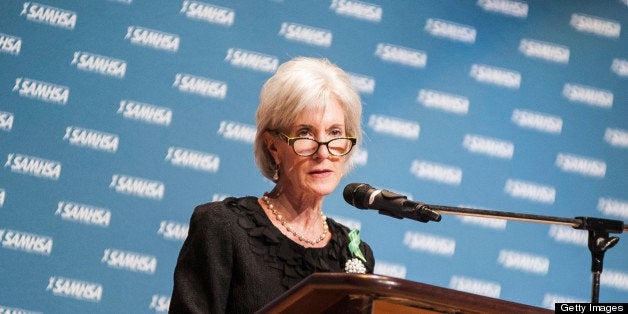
[309,169,333,177]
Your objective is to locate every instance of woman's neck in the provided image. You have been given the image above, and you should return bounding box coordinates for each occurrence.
[263,186,331,247]
[269,188,322,222]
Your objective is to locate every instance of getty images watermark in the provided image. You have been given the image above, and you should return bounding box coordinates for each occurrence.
[555,303,626,313]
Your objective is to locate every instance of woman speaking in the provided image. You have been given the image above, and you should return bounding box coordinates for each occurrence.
[169,57,375,313]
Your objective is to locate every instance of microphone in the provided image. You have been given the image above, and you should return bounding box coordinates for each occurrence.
[343,183,441,223]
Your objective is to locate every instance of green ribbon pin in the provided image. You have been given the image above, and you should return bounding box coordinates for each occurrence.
[348,229,366,263]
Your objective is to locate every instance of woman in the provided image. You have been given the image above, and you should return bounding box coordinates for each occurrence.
[169,57,375,313]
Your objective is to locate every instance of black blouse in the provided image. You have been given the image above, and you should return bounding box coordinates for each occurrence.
[169,196,375,314]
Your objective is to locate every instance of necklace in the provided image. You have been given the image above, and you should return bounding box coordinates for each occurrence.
[262,193,329,246]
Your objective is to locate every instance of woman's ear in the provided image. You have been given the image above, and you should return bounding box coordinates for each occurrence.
[263,131,280,164]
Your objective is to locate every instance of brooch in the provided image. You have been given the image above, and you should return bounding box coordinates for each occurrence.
[345,229,367,274]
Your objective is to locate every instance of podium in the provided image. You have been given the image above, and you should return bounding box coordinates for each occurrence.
[257,273,553,314]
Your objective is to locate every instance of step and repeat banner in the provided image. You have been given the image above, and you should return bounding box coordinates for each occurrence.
[1,0,627,312]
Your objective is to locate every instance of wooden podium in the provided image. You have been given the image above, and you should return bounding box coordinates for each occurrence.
[257,273,553,314]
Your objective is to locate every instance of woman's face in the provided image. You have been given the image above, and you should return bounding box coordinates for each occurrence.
[268,98,348,198]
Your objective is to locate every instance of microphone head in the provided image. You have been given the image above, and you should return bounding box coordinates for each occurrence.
[343,183,373,209]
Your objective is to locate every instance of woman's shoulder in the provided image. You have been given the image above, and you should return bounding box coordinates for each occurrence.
[189,196,260,223]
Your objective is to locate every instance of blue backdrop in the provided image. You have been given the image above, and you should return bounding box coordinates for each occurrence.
[1,0,627,312]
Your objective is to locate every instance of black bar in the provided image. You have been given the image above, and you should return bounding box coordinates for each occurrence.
[555,303,626,313]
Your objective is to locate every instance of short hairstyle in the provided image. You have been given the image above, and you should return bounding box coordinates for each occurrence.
[254,57,363,181]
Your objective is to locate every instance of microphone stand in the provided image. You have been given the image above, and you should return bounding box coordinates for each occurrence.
[421,204,626,303]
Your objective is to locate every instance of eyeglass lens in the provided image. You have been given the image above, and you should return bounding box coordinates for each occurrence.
[293,138,352,156]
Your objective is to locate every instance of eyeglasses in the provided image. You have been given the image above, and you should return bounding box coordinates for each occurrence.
[276,132,357,157]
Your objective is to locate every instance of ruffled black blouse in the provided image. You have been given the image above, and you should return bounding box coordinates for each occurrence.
[169,196,375,314]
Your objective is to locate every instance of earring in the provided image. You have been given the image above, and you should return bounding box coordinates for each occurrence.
[272,167,279,181]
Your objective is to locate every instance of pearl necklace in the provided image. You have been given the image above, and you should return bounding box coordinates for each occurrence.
[262,193,329,246]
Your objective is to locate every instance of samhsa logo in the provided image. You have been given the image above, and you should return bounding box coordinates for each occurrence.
[55,201,112,227]
[125,26,180,52]
[165,147,220,173]
[425,18,476,44]
[403,231,456,256]
[373,261,407,279]
[462,134,514,159]
[417,89,469,115]
[555,153,606,178]
[157,220,189,241]
[46,276,102,302]
[449,275,501,298]
[101,248,158,274]
[368,114,419,140]
[109,174,165,200]
[0,228,53,256]
[511,109,562,134]
[548,225,587,246]
[0,33,22,55]
[601,270,628,291]
[117,100,173,126]
[109,174,166,200]
[597,197,628,220]
[71,51,127,78]
[410,160,462,186]
[217,120,256,143]
[570,13,621,38]
[4,153,61,180]
[0,305,41,314]
[604,127,628,148]
[63,126,120,153]
[225,48,279,73]
[173,73,227,99]
[212,193,230,202]
[180,0,235,26]
[350,147,368,167]
[12,77,70,105]
[349,73,375,94]
[519,39,569,64]
[329,0,382,23]
[477,0,528,18]
[497,249,549,275]
[563,83,613,109]
[278,22,333,48]
[611,58,628,77]
[469,64,520,89]
[149,294,171,312]
[0,111,14,132]
[21,2,77,30]
[456,209,507,230]
[375,43,427,68]
[504,179,555,204]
